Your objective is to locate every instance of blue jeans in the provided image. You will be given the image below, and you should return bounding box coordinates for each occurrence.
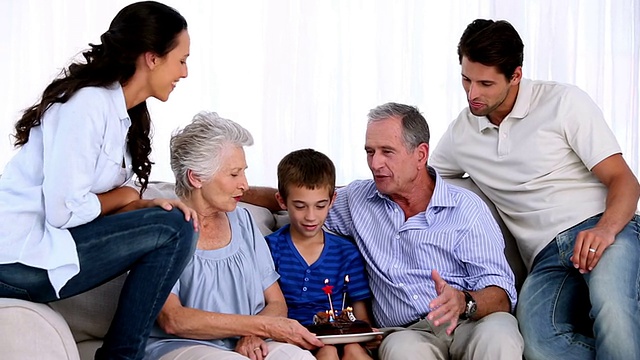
[517,214,640,360]
[0,207,197,360]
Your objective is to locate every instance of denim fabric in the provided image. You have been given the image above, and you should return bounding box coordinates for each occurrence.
[0,207,198,360]
[517,214,640,360]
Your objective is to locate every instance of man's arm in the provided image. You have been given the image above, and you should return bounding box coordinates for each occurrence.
[242,186,280,211]
[571,154,640,272]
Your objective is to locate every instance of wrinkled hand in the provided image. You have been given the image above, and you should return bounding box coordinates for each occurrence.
[236,335,268,360]
[427,269,464,335]
[129,198,199,231]
[267,317,324,350]
[571,227,616,273]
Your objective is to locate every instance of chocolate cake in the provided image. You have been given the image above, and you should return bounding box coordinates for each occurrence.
[307,308,373,336]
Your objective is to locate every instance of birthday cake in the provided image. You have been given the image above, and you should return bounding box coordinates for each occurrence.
[307,277,374,336]
[306,307,373,336]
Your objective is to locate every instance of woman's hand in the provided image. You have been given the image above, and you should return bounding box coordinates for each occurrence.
[236,336,269,360]
[120,198,199,231]
[266,317,324,350]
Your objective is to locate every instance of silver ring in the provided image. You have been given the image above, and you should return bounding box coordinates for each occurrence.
[588,248,596,253]
[253,347,261,351]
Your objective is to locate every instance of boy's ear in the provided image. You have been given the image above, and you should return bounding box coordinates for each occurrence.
[187,169,202,189]
[329,192,337,206]
[275,192,288,210]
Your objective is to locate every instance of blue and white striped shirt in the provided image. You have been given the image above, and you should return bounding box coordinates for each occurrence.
[324,168,516,327]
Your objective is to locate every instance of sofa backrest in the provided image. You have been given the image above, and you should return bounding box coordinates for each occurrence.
[443,177,527,290]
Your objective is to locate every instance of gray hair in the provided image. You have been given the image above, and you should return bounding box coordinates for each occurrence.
[367,102,430,150]
[170,111,254,198]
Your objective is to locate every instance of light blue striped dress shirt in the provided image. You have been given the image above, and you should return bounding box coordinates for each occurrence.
[324,167,516,327]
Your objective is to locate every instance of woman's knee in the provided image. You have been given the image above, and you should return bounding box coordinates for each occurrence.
[146,208,197,248]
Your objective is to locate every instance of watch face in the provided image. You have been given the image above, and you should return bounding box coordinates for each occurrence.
[468,301,477,315]
[463,291,477,318]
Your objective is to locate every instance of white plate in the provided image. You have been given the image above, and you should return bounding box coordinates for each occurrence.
[316,331,384,345]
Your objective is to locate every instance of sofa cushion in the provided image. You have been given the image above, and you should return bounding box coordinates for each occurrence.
[49,273,126,343]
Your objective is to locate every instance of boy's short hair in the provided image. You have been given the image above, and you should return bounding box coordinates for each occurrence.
[277,149,336,202]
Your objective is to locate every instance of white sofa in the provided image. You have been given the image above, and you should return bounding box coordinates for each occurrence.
[0,179,526,360]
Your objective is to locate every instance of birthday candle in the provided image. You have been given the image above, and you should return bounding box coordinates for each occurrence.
[341,275,350,310]
[322,278,335,321]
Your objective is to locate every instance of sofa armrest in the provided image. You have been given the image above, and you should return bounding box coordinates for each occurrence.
[0,298,80,360]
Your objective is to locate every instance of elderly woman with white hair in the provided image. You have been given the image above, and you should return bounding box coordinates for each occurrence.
[144,111,323,360]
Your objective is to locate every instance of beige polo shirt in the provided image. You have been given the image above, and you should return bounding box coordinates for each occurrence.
[431,79,622,270]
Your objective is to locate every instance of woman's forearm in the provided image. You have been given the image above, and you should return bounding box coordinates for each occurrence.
[97,186,140,215]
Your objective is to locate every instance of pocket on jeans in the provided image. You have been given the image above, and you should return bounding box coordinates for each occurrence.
[0,280,31,300]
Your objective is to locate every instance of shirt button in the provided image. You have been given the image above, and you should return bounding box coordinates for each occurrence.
[393,264,399,269]
[394,208,398,213]
[413,295,418,300]
[399,283,405,287]
[304,277,309,281]
[303,287,308,291]
[306,269,311,273]
[395,235,400,239]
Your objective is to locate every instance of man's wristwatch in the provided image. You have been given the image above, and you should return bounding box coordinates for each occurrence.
[460,290,477,320]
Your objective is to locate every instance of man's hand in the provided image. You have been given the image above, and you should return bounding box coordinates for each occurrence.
[266,317,324,350]
[571,226,616,273]
[235,335,269,360]
[427,269,465,335]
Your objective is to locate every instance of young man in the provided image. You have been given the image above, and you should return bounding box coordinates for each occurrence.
[430,19,640,360]
[265,149,373,360]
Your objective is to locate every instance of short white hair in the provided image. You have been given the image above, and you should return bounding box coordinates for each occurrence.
[170,111,253,198]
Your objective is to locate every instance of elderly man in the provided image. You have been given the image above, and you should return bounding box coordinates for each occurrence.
[245,102,522,359]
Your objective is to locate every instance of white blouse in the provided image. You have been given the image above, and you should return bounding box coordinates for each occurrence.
[0,83,133,296]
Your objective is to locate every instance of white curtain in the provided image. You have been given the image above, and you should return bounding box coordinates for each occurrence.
[1,0,638,186]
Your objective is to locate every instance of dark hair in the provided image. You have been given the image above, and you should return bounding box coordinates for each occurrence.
[457,19,524,79]
[277,149,336,202]
[367,102,430,149]
[13,1,187,194]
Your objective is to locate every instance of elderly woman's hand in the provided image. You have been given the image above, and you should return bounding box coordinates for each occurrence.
[236,335,269,360]
[267,317,324,350]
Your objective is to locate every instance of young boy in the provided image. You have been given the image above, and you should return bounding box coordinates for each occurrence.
[265,149,373,360]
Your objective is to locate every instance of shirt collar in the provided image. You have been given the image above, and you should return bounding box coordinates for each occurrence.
[106,82,131,123]
[427,167,456,209]
[476,78,533,132]
[368,166,457,210]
